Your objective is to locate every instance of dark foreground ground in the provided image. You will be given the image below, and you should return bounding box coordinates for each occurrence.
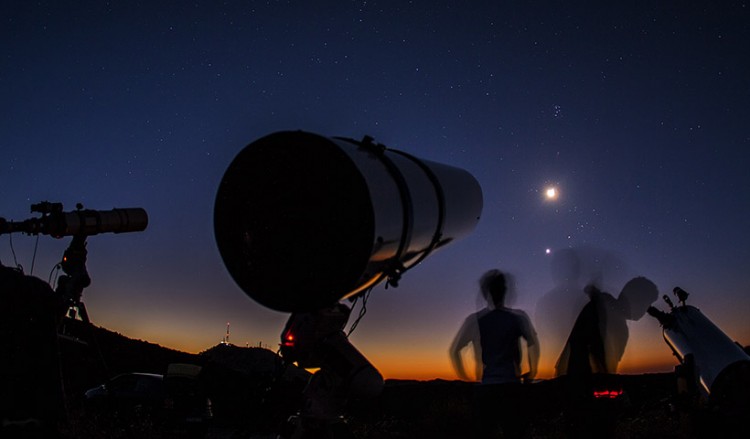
[59,373,732,439]
[4,323,745,439]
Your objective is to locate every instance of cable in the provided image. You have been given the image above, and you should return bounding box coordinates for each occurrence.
[346,287,372,337]
[9,232,22,272]
[30,234,40,275]
[49,262,61,288]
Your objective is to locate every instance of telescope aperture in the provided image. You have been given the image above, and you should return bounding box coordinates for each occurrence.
[214,131,375,312]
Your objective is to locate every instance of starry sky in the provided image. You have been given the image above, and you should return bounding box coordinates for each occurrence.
[2,1,749,380]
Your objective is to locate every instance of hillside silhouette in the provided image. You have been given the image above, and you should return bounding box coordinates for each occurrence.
[55,321,310,437]
[51,322,703,438]
[3,318,742,438]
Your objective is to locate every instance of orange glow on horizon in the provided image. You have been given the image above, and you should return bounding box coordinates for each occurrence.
[95,329,684,382]
[373,358,680,381]
[92,318,685,381]
[369,347,680,381]
[93,300,702,383]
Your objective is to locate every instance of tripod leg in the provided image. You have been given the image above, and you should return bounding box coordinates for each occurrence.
[76,302,90,324]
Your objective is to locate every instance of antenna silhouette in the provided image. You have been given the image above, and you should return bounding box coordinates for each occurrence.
[221,322,230,345]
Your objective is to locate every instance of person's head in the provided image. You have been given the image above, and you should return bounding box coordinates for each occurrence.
[480,269,508,308]
[618,276,659,320]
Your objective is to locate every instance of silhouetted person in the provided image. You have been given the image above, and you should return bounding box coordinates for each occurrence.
[534,248,587,377]
[450,270,539,438]
[535,246,633,378]
[555,276,658,438]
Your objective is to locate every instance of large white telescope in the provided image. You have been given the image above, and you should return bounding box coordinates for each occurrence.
[214,130,483,312]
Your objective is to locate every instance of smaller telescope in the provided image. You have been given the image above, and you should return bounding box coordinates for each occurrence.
[0,202,148,237]
[648,287,750,432]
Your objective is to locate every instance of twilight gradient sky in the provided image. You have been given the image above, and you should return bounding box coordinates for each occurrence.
[2,1,749,380]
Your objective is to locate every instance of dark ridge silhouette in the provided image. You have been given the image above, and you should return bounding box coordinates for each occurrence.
[58,322,310,434]
[199,343,309,382]
[28,322,750,438]
[58,321,203,399]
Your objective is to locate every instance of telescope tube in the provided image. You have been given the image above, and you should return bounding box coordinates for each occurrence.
[0,208,148,237]
[658,305,750,401]
[214,131,483,312]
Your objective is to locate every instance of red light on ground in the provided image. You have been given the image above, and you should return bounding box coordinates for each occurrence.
[593,389,623,399]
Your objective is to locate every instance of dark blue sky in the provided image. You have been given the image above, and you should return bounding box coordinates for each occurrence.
[2,1,748,379]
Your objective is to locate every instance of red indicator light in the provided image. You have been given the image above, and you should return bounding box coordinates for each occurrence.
[282,332,295,347]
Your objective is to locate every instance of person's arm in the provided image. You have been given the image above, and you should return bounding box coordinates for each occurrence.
[579,292,608,374]
[519,311,540,381]
[449,317,476,381]
[526,337,540,381]
[582,286,611,373]
[589,308,608,374]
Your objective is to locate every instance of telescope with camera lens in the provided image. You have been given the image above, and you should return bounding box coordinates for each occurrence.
[0,201,148,435]
[0,201,148,238]
[214,130,483,313]
[1,202,148,323]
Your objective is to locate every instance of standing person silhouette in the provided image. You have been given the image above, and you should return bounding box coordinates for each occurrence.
[450,269,540,438]
[554,276,658,438]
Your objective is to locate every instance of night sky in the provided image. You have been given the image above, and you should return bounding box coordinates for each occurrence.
[2,1,749,380]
